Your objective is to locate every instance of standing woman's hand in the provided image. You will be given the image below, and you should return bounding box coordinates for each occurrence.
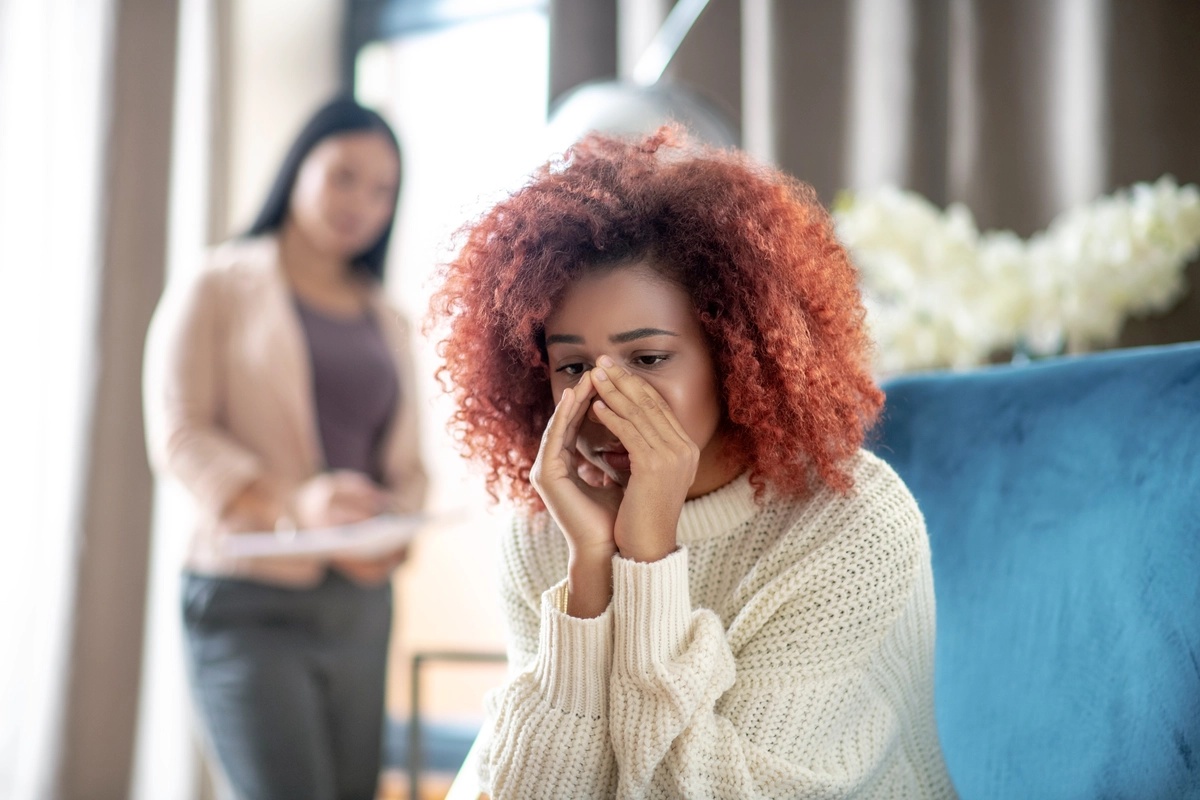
[292,471,401,585]
[330,543,410,586]
[290,470,389,529]
[590,355,699,563]
[531,370,622,616]
[219,480,286,533]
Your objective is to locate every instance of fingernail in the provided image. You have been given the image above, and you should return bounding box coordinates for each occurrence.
[562,388,571,402]
[593,368,609,382]
[598,355,614,368]
[594,400,607,410]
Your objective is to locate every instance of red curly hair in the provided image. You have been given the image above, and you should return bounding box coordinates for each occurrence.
[429,126,882,509]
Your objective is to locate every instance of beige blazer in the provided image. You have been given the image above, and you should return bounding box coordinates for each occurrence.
[143,235,428,586]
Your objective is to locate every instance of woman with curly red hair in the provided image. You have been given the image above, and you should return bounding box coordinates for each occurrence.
[431,127,955,799]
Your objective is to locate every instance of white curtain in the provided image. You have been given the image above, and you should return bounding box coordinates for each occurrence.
[0,1,115,798]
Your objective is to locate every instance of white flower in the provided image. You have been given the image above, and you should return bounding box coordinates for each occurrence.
[1025,176,1200,353]
[835,177,1200,373]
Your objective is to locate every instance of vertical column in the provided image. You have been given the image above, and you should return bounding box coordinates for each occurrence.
[945,0,977,210]
[55,0,180,797]
[208,0,233,245]
[131,0,222,797]
[1107,0,1200,348]
[617,0,670,79]
[670,0,741,139]
[549,0,618,104]
[741,0,775,163]
[1105,0,1200,190]
[846,0,915,191]
[953,0,1058,235]
[769,0,853,204]
[1050,0,1107,211]
[905,0,951,204]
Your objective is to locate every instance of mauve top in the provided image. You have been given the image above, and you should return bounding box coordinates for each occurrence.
[293,296,399,482]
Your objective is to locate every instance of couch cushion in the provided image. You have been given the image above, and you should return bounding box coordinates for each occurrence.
[873,343,1200,799]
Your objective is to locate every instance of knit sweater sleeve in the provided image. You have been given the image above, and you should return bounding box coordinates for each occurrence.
[606,464,950,799]
[477,515,619,798]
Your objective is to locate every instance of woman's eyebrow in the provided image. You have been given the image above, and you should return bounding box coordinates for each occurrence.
[545,328,678,347]
[610,327,678,343]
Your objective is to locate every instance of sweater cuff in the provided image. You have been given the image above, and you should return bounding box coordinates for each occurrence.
[612,547,692,677]
[532,579,612,718]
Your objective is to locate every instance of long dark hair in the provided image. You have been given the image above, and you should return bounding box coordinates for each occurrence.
[245,96,402,280]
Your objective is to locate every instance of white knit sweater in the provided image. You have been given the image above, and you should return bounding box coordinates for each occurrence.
[478,450,957,799]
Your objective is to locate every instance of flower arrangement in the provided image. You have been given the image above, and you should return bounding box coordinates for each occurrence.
[834,177,1200,374]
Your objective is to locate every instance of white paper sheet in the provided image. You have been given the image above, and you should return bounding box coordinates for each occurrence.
[218,513,429,560]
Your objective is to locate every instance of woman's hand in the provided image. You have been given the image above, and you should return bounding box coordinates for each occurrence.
[296,476,407,585]
[291,470,389,529]
[531,371,622,616]
[590,355,699,563]
[294,474,406,584]
[531,370,623,553]
[331,544,409,586]
[219,480,284,533]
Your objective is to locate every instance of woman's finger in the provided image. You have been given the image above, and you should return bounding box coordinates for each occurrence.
[332,470,388,500]
[560,371,596,450]
[539,384,575,457]
[575,459,608,488]
[592,358,678,446]
[589,396,647,453]
[535,375,595,490]
[627,370,690,442]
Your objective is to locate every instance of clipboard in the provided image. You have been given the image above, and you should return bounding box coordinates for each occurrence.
[218,513,428,560]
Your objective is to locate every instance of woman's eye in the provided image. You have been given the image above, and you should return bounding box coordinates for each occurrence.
[632,354,669,368]
[556,363,588,377]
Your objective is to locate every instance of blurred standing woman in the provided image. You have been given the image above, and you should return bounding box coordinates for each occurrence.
[144,97,427,800]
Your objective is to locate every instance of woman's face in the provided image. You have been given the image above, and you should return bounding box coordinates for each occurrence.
[287,130,400,261]
[544,262,735,499]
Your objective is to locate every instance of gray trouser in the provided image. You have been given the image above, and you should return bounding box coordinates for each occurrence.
[182,570,392,800]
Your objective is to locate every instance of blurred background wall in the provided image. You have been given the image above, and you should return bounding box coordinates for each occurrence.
[1,1,1197,799]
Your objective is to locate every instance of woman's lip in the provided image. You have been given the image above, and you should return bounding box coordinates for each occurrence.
[599,450,632,472]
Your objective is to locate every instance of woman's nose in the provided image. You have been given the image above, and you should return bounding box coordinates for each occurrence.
[585,398,603,425]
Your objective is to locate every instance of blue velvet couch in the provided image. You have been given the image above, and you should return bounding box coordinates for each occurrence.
[872,342,1200,799]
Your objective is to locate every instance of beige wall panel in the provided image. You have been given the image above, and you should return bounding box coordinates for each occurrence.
[219,0,342,238]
